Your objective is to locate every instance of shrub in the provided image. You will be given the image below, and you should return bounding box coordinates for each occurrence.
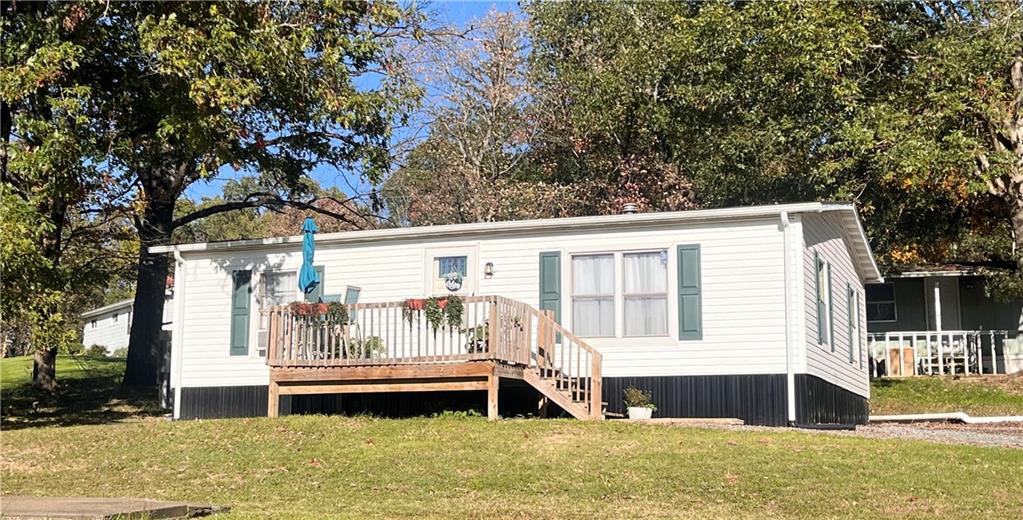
[623,386,656,410]
[84,344,109,358]
[111,347,128,358]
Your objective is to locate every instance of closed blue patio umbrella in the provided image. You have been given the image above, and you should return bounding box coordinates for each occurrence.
[298,217,320,298]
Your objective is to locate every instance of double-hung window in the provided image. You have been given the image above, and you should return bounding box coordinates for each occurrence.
[258,271,296,357]
[571,254,615,337]
[815,253,832,347]
[623,251,668,336]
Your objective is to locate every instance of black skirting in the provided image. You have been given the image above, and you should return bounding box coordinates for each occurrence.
[177,373,869,426]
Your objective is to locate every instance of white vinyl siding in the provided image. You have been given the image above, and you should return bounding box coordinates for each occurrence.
[172,216,794,387]
[81,297,173,355]
[802,213,869,398]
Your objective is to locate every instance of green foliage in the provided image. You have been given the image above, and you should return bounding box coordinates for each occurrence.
[424,297,445,332]
[522,1,1023,286]
[345,335,385,359]
[444,295,463,329]
[622,386,656,410]
[84,345,108,358]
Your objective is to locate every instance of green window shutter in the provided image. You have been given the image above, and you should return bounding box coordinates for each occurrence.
[677,244,702,340]
[815,252,825,344]
[857,292,863,369]
[847,283,855,363]
[305,266,324,302]
[230,270,252,356]
[827,263,834,351]
[538,252,561,323]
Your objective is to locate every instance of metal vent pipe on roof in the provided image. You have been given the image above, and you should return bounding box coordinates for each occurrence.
[622,203,639,214]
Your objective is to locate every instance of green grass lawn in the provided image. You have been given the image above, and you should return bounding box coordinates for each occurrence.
[871,374,1023,416]
[2,356,1022,518]
[1,416,1021,519]
[0,355,162,430]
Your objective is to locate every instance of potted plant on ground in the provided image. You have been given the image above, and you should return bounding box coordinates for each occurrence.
[623,386,656,420]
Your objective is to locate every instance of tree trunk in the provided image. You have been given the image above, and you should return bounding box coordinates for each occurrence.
[32,347,58,392]
[122,197,175,388]
[1011,199,1023,333]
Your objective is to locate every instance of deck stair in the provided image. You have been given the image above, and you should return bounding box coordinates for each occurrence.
[264,295,603,420]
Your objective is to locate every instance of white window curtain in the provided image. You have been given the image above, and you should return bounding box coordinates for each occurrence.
[263,271,297,309]
[572,255,614,337]
[624,252,668,336]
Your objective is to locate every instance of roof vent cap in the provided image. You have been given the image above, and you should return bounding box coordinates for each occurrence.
[622,203,639,214]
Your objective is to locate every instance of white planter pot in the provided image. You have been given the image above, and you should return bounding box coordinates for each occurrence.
[628,407,653,420]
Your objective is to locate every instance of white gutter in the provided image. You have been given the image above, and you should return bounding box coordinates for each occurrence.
[149,202,832,254]
[871,412,1023,424]
[781,211,797,424]
[171,249,186,420]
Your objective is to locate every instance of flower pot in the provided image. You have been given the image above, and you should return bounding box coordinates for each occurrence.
[627,407,653,420]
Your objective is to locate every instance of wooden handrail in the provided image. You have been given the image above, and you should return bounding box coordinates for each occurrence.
[263,295,603,419]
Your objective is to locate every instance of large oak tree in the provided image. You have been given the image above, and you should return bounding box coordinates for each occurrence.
[5,1,424,388]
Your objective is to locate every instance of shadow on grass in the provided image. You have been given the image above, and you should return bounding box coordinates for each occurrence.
[1,357,165,431]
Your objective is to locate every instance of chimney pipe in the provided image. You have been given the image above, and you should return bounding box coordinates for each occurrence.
[622,203,639,214]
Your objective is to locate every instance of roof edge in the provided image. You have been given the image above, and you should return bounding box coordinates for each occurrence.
[151,202,829,255]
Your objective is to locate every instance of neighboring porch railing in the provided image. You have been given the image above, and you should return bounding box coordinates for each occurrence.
[867,330,1018,376]
[263,295,603,418]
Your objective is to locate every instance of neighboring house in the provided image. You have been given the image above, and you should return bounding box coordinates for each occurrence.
[151,202,882,426]
[81,293,174,355]
[866,268,1022,376]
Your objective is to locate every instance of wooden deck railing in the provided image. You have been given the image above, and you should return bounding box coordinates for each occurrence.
[264,295,603,418]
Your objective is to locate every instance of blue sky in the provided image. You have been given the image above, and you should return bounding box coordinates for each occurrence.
[185,0,521,201]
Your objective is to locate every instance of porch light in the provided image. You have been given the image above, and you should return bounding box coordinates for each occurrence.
[484,262,494,278]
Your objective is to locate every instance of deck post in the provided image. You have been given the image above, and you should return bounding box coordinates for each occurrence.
[487,374,499,420]
[590,352,602,420]
[268,380,280,418]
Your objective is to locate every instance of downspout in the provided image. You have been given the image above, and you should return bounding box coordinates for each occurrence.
[781,211,797,425]
[172,249,186,420]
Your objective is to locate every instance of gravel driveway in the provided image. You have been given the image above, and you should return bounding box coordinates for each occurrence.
[706,421,1023,448]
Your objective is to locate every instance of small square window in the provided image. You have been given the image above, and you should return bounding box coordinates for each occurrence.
[434,256,468,294]
[866,283,897,322]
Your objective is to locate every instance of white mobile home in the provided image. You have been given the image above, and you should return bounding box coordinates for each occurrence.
[152,202,882,425]
[81,294,174,355]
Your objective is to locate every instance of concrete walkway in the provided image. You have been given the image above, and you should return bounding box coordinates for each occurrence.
[0,496,225,519]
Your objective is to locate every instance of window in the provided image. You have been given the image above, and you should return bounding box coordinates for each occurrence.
[572,254,614,337]
[258,271,296,357]
[847,284,858,364]
[263,271,297,308]
[865,283,897,322]
[433,255,468,294]
[815,253,831,346]
[623,251,668,336]
[91,319,97,329]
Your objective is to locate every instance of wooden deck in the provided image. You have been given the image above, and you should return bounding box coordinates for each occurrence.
[264,296,603,420]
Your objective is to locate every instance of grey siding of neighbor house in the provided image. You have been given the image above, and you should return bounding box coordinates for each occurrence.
[866,278,928,333]
[868,276,1021,333]
[959,277,1021,331]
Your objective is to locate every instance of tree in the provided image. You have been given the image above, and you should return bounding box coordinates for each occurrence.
[385,10,557,224]
[1,1,133,389]
[1,1,425,388]
[525,0,1020,285]
[847,1,1022,293]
